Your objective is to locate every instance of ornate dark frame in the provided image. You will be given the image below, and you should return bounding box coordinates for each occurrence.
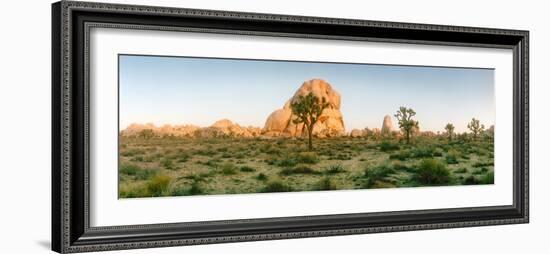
[51,1,529,253]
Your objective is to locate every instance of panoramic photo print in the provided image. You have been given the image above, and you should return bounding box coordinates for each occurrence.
[118,55,495,198]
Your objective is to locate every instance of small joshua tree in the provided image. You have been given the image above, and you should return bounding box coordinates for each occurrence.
[290,92,330,151]
[467,118,485,140]
[394,106,419,144]
[444,123,455,141]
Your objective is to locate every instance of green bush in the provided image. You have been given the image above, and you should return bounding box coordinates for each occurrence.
[472,167,489,175]
[413,159,451,185]
[274,157,298,167]
[295,152,319,164]
[445,154,459,164]
[454,168,467,174]
[363,164,395,188]
[473,161,494,167]
[324,164,346,174]
[146,174,172,196]
[279,166,318,176]
[261,179,293,192]
[410,147,434,158]
[389,150,411,161]
[220,163,238,175]
[161,158,175,170]
[481,172,494,184]
[171,180,204,196]
[314,177,338,191]
[120,164,155,180]
[463,175,480,185]
[239,166,256,172]
[379,141,400,152]
[120,149,144,157]
[187,181,205,195]
[256,173,268,181]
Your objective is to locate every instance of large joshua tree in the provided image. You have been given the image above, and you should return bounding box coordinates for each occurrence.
[394,106,419,144]
[290,92,330,151]
[467,118,485,140]
[444,123,455,141]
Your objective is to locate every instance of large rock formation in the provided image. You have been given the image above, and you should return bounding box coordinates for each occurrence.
[381,115,393,136]
[263,79,345,138]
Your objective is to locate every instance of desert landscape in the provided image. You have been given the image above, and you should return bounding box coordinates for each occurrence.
[118,79,494,198]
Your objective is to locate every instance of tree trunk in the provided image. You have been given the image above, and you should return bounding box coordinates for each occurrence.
[308,125,313,151]
[406,131,410,144]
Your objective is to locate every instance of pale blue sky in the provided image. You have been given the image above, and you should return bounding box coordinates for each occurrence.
[119,55,495,133]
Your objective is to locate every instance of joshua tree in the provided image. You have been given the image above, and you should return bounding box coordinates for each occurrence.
[444,123,455,141]
[290,92,330,151]
[467,118,485,140]
[394,106,419,144]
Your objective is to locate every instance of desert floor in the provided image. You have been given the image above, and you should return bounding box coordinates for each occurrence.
[118,135,494,198]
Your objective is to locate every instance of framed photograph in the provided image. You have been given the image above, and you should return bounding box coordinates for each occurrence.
[52,1,529,253]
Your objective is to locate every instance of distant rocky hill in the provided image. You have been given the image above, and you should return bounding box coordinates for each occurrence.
[120,119,262,138]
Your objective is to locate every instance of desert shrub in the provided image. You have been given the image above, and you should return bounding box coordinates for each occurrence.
[314,177,338,191]
[120,149,144,157]
[413,159,451,185]
[389,150,411,161]
[433,148,444,157]
[279,166,318,176]
[445,154,459,164]
[463,175,480,185]
[473,161,494,167]
[120,163,141,175]
[171,180,205,196]
[410,147,434,158]
[177,153,190,162]
[363,164,395,188]
[392,161,414,172]
[261,179,293,193]
[481,172,494,184]
[195,149,216,156]
[204,159,221,167]
[161,158,175,170]
[472,167,489,175]
[445,150,460,164]
[130,155,144,162]
[220,163,238,175]
[269,157,297,167]
[267,152,319,167]
[240,166,256,172]
[120,164,155,180]
[119,183,149,198]
[454,168,468,174]
[379,141,400,152]
[295,152,319,164]
[256,173,268,181]
[260,144,281,155]
[325,164,346,174]
[146,175,172,196]
[187,180,204,195]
